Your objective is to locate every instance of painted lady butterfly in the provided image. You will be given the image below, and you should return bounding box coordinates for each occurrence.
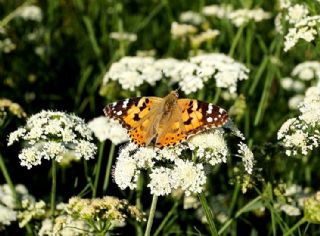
[103,91,228,148]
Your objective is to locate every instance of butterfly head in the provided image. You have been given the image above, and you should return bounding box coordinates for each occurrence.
[170,90,179,98]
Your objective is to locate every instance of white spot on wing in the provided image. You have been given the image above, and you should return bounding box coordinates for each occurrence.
[219,108,225,113]
[207,117,213,122]
[122,99,129,108]
[117,111,122,115]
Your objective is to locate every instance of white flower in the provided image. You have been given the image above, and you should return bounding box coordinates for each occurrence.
[280,77,305,92]
[288,95,304,110]
[114,144,140,190]
[17,5,43,22]
[179,11,204,25]
[188,129,228,166]
[237,142,254,174]
[0,38,16,53]
[88,116,129,144]
[190,29,220,47]
[170,22,197,38]
[38,218,53,236]
[180,75,204,94]
[148,167,172,196]
[284,16,320,51]
[103,57,162,91]
[8,111,97,168]
[299,87,320,126]
[133,147,157,168]
[286,4,309,24]
[110,32,137,42]
[171,159,206,196]
[280,204,301,216]
[0,204,16,227]
[191,53,249,93]
[202,4,233,18]
[292,61,320,81]
[228,8,272,27]
[278,87,320,156]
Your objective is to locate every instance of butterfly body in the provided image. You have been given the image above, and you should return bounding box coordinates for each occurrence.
[104,91,228,148]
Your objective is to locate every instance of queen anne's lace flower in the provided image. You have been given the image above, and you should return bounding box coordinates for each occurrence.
[103,57,162,91]
[188,129,228,166]
[113,127,253,196]
[278,87,320,156]
[148,167,172,196]
[88,116,129,144]
[16,5,43,22]
[103,54,249,95]
[202,4,271,27]
[8,111,97,169]
[171,159,206,196]
[291,61,320,81]
[280,1,320,52]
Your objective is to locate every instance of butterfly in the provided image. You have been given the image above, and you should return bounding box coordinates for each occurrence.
[103,91,229,148]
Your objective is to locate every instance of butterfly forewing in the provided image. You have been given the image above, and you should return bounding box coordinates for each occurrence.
[177,99,229,138]
[104,97,163,146]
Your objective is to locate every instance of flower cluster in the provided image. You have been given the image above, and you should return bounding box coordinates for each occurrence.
[114,128,254,196]
[277,1,320,51]
[102,53,249,95]
[66,196,145,224]
[171,11,220,48]
[0,184,34,230]
[0,99,26,125]
[304,191,320,223]
[103,56,163,91]
[203,4,271,27]
[88,116,129,144]
[16,5,43,22]
[0,38,16,53]
[8,111,97,169]
[278,86,320,156]
[273,183,310,217]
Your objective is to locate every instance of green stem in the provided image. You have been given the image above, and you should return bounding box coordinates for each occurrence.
[198,192,219,236]
[144,195,159,236]
[283,217,307,236]
[135,174,144,236]
[93,141,105,197]
[103,143,115,193]
[229,25,245,58]
[228,182,240,217]
[0,152,18,205]
[154,201,179,236]
[0,153,33,234]
[51,160,57,221]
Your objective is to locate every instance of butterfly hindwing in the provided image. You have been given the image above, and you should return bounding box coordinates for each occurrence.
[177,99,229,138]
[155,108,187,148]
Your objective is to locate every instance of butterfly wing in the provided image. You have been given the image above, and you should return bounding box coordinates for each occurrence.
[155,106,187,148]
[177,99,229,138]
[104,97,163,146]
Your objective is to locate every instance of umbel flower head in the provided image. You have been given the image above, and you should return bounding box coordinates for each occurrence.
[0,184,34,231]
[8,110,97,169]
[113,128,254,196]
[88,116,129,144]
[102,53,249,96]
[278,86,320,156]
[37,196,145,235]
